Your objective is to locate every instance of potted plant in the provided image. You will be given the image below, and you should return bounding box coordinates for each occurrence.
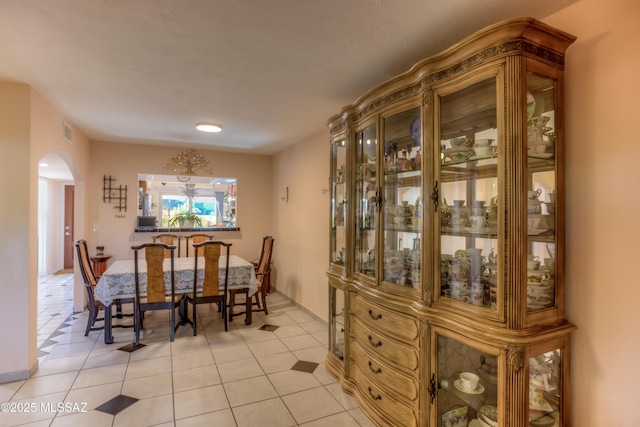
[168,211,202,228]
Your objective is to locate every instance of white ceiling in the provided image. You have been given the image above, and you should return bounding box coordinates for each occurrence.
[1,0,574,180]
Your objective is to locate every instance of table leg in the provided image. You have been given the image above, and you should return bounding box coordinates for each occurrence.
[245,293,252,325]
[104,304,114,344]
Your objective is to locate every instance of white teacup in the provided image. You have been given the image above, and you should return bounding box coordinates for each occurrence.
[459,372,480,391]
[449,280,468,293]
[446,290,470,303]
[475,138,493,147]
[469,290,484,306]
[527,260,541,270]
[469,215,485,230]
[474,146,493,156]
[528,214,542,229]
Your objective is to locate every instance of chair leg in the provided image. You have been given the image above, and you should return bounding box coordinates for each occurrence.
[222,299,228,332]
[170,307,175,342]
[85,306,95,336]
[261,290,268,316]
[228,290,235,322]
[134,304,141,346]
[192,300,197,336]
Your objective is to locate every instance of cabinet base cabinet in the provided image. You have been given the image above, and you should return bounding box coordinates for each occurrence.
[326,17,575,427]
[349,363,419,427]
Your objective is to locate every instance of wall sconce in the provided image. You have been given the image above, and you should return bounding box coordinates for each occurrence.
[281,186,289,203]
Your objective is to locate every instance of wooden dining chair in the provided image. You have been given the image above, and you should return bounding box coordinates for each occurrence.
[184,241,231,335]
[184,234,214,257]
[132,242,182,345]
[152,234,182,257]
[76,239,133,336]
[228,236,274,320]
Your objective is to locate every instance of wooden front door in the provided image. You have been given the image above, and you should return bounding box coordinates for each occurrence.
[63,185,74,269]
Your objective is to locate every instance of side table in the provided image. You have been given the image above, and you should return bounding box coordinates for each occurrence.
[90,254,112,277]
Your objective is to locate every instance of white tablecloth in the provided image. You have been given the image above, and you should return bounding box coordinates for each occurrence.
[95,255,257,306]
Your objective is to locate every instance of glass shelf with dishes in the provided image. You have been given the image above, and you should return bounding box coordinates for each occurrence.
[355,122,378,279]
[436,73,502,315]
[329,285,346,361]
[382,107,422,290]
[526,72,559,315]
[528,348,563,427]
[330,133,348,270]
[432,329,500,427]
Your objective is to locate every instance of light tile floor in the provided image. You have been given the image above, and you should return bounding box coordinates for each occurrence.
[1,273,375,427]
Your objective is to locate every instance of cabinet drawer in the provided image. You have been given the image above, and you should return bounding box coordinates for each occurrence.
[351,294,419,342]
[351,317,419,371]
[350,362,418,427]
[351,340,418,402]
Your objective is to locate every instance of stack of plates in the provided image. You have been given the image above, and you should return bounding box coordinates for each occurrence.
[478,405,498,427]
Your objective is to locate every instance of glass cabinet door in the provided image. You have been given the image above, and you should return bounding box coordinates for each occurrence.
[382,107,422,289]
[329,285,345,360]
[331,136,347,267]
[355,123,378,278]
[437,75,500,313]
[529,348,563,426]
[526,73,558,314]
[433,330,500,427]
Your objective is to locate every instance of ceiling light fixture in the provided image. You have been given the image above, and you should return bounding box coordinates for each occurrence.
[196,123,222,133]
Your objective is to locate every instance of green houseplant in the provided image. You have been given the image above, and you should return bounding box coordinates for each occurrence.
[168,211,202,228]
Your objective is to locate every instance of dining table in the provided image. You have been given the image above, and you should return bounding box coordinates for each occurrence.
[95,254,258,344]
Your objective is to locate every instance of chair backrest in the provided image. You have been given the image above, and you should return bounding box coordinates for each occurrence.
[186,234,214,257]
[75,239,97,286]
[256,236,274,284]
[132,242,175,303]
[152,234,181,258]
[194,241,231,297]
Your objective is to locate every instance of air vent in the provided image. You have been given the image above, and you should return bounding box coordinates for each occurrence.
[63,122,72,143]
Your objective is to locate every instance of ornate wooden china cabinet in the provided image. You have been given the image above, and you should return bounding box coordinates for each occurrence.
[326,18,575,427]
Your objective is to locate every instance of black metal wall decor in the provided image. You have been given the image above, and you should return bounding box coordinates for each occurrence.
[103,175,127,217]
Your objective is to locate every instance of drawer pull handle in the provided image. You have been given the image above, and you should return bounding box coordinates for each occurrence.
[368,335,382,347]
[368,309,382,320]
[368,361,381,374]
[368,386,382,400]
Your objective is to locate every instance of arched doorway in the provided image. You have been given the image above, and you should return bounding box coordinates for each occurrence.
[38,153,74,275]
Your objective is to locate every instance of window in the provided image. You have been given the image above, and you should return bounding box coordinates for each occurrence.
[138,174,236,228]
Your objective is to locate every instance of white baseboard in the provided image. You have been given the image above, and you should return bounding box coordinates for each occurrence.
[0,360,38,384]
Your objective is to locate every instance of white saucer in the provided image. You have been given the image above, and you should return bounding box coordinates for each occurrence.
[465,226,489,234]
[530,398,553,412]
[528,153,553,159]
[530,378,558,391]
[528,228,549,235]
[454,379,485,394]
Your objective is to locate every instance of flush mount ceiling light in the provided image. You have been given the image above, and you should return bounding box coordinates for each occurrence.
[196,123,222,133]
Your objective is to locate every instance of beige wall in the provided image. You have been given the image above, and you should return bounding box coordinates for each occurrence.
[545,0,640,425]
[0,84,32,381]
[88,141,272,263]
[0,83,91,381]
[272,130,330,320]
